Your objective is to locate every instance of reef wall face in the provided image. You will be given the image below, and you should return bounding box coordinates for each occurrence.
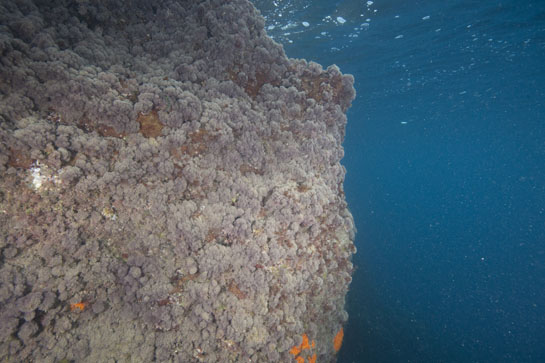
[0,0,356,362]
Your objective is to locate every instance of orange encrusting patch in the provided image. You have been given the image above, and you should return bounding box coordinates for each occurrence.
[289,346,301,357]
[290,333,318,362]
[70,302,86,311]
[333,327,344,353]
[300,334,311,350]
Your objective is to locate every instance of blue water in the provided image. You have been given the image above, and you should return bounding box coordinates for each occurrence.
[253,1,545,362]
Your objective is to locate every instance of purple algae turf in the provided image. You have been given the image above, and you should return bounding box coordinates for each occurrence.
[0,0,356,361]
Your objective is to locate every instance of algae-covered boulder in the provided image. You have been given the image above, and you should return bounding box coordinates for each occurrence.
[0,0,356,361]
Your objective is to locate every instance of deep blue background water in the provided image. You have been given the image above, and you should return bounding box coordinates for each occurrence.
[253,0,545,362]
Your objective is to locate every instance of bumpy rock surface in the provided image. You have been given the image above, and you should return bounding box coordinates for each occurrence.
[0,0,356,361]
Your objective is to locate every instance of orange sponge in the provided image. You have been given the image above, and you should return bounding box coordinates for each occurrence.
[70,302,87,311]
[290,345,301,357]
[333,327,344,353]
[300,334,311,350]
[290,333,317,362]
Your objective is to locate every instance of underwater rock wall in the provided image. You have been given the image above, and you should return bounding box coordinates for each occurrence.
[0,0,356,361]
